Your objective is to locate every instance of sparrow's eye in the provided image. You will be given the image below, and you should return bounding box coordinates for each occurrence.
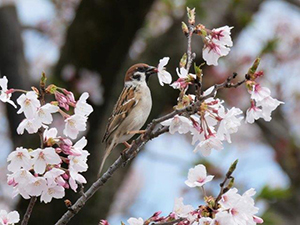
[137,67,146,72]
[132,74,141,81]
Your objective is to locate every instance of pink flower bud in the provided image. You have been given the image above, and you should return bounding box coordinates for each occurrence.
[62,173,69,180]
[99,220,109,225]
[7,178,17,186]
[253,216,264,224]
[63,89,76,105]
[55,92,69,111]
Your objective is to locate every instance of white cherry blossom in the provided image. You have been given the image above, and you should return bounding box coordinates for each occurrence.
[173,197,194,218]
[37,103,59,124]
[7,147,32,172]
[43,127,58,142]
[17,91,40,118]
[17,117,42,134]
[203,41,230,66]
[211,211,233,225]
[217,107,243,143]
[0,76,16,108]
[161,115,192,134]
[75,92,93,116]
[70,136,87,156]
[0,210,20,225]
[30,147,61,174]
[193,136,223,156]
[68,149,89,173]
[157,57,172,86]
[127,217,144,225]
[185,164,214,188]
[257,96,284,121]
[44,168,65,186]
[211,26,233,47]
[63,114,87,139]
[199,217,213,225]
[218,188,263,225]
[27,176,47,196]
[245,105,263,124]
[250,84,271,102]
[40,184,65,203]
[69,170,87,192]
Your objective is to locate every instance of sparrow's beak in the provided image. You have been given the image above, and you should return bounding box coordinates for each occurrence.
[145,66,158,77]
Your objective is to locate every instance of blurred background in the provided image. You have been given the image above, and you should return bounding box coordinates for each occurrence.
[0,0,299,224]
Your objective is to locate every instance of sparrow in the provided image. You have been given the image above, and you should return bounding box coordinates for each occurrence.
[99,63,158,176]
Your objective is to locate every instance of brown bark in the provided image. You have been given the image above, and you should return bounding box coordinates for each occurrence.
[0,5,30,147]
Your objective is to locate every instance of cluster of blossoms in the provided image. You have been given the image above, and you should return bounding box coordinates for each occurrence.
[181,8,233,66]
[244,60,284,123]
[0,75,93,203]
[101,163,263,225]
[155,57,282,158]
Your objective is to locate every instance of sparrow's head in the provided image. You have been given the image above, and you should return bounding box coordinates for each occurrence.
[125,63,157,84]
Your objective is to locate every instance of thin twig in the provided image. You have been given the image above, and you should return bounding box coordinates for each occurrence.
[214,160,238,207]
[186,24,195,72]
[150,218,184,225]
[21,197,37,225]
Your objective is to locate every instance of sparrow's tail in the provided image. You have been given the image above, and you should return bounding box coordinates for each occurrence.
[98,142,114,178]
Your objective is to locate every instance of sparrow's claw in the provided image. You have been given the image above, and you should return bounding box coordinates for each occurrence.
[123,141,131,149]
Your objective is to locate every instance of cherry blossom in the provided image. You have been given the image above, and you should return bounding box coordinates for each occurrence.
[7,147,32,172]
[173,197,194,218]
[193,136,223,156]
[43,127,59,144]
[257,96,284,121]
[74,92,93,117]
[17,117,42,134]
[217,107,243,143]
[69,170,87,191]
[211,26,233,47]
[70,136,87,156]
[202,26,233,66]
[8,169,35,199]
[246,104,264,124]
[68,149,89,173]
[171,67,196,89]
[44,168,65,186]
[218,188,263,225]
[30,148,61,174]
[127,217,144,225]
[0,210,20,225]
[250,84,271,102]
[157,57,172,86]
[63,114,87,139]
[17,91,40,118]
[185,164,214,188]
[0,76,16,108]
[37,103,59,124]
[161,115,192,134]
[199,217,213,225]
[40,184,65,203]
[27,176,47,196]
[203,42,230,66]
[211,211,233,225]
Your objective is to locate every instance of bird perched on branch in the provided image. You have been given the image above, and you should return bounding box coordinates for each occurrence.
[99,64,158,176]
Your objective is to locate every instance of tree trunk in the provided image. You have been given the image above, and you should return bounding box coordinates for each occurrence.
[0,5,30,147]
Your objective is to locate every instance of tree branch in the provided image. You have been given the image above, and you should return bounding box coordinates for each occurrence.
[55,72,245,224]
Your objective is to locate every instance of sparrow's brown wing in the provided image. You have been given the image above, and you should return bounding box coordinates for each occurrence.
[102,85,139,143]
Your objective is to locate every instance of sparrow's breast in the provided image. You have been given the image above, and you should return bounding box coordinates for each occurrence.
[118,85,152,143]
